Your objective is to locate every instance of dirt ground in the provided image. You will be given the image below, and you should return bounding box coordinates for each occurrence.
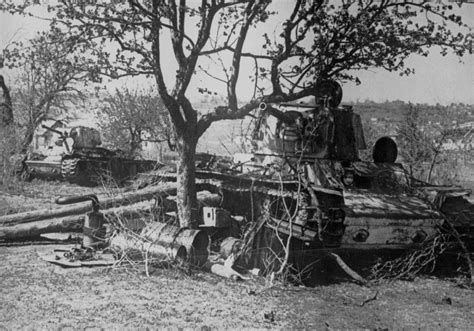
[1,243,473,329]
[1,180,474,329]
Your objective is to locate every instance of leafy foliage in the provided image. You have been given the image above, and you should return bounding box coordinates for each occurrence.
[98,87,174,158]
[397,105,464,184]
[2,29,95,151]
[353,100,472,185]
[397,107,433,176]
[1,0,469,226]
[0,75,13,126]
[1,1,468,135]
[0,125,24,191]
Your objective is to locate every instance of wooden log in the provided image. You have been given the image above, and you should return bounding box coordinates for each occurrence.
[327,252,368,285]
[163,190,221,210]
[0,214,84,240]
[0,200,156,240]
[0,192,220,240]
[0,182,178,226]
[197,190,222,207]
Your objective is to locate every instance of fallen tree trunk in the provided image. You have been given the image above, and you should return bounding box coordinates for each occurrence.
[0,182,178,226]
[0,191,222,240]
[327,252,368,285]
[0,200,157,240]
[164,190,221,211]
[0,214,84,240]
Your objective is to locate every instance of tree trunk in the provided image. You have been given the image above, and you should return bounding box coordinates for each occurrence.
[176,134,198,229]
[0,201,156,240]
[0,75,13,126]
[21,125,36,153]
[129,129,142,158]
[426,151,439,184]
[0,182,178,225]
[0,191,221,241]
[0,214,84,240]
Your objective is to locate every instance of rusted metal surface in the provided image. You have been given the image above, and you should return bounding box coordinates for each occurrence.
[110,232,188,262]
[160,89,473,259]
[341,216,441,249]
[110,221,209,266]
[343,191,440,220]
[192,156,446,250]
[23,159,63,178]
[140,222,209,266]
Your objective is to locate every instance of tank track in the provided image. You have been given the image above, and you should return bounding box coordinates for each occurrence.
[60,158,95,186]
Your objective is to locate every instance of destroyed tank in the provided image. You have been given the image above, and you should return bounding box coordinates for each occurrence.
[24,124,156,186]
[184,81,473,260]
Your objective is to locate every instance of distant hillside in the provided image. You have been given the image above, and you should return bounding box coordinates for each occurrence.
[349,100,474,124]
[197,100,474,154]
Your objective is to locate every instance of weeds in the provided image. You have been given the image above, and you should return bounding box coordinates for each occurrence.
[369,232,450,281]
[0,126,25,193]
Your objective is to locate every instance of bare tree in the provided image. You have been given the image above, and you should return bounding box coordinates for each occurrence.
[397,105,461,184]
[2,0,469,227]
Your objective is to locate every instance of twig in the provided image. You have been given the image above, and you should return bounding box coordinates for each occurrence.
[144,247,150,277]
[360,290,379,307]
[440,215,473,285]
[328,252,368,285]
[417,187,473,284]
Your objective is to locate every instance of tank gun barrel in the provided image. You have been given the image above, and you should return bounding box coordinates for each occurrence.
[41,124,71,153]
[259,102,296,125]
[41,124,66,138]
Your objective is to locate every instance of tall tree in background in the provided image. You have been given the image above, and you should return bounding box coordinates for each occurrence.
[1,0,470,227]
[2,30,98,151]
[397,107,433,178]
[98,87,174,158]
[397,105,462,184]
[0,75,13,127]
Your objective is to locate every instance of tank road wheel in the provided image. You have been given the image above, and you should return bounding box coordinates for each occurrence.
[61,158,80,182]
[61,158,96,186]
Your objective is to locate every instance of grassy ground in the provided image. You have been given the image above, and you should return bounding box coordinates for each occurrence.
[0,179,125,216]
[1,180,473,328]
[1,243,473,329]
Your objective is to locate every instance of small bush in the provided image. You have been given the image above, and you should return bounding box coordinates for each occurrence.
[0,126,25,192]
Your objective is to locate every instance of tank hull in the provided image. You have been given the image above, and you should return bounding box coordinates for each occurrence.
[26,123,157,186]
[25,156,156,186]
[23,159,63,180]
[188,153,473,251]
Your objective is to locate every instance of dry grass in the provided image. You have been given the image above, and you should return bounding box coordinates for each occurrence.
[1,243,473,329]
[0,179,126,216]
[1,177,473,328]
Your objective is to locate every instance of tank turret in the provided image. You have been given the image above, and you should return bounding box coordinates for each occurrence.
[254,101,366,161]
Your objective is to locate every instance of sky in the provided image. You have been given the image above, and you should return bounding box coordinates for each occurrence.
[1,1,473,106]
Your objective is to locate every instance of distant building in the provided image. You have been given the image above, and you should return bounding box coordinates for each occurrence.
[441,123,474,151]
